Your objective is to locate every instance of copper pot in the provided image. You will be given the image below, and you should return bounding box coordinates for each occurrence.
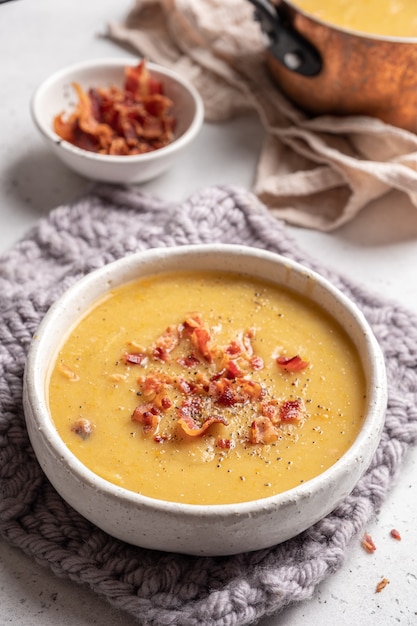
[249,0,417,132]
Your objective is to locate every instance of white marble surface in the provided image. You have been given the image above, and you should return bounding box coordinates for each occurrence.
[1,1,417,624]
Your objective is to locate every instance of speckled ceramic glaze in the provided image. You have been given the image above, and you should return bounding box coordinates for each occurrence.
[23,245,387,556]
[30,58,204,183]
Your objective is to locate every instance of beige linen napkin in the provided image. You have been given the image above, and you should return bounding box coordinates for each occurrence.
[107,0,417,231]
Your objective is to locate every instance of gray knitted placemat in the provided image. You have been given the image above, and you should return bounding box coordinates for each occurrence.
[1,184,417,625]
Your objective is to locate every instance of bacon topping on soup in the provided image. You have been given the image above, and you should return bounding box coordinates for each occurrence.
[276,354,309,372]
[122,313,310,445]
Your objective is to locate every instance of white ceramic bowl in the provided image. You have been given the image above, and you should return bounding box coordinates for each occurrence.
[23,245,387,556]
[30,58,204,183]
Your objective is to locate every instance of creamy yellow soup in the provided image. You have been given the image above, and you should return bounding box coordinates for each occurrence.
[292,0,417,38]
[48,271,366,505]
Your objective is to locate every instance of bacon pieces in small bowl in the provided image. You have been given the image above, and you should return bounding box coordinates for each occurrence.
[31,58,204,183]
[53,60,176,156]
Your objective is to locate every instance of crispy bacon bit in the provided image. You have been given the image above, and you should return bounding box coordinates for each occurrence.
[153,434,168,443]
[137,373,172,411]
[124,351,148,366]
[153,346,167,361]
[182,312,203,329]
[125,62,163,97]
[276,355,309,372]
[250,355,264,370]
[249,416,279,444]
[225,341,241,356]
[177,354,200,368]
[177,396,202,421]
[161,396,172,410]
[216,381,238,407]
[224,359,245,379]
[210,378,264,407]
[279,399,305,423]
[132,403,160,434]
[177,398,228,437]
[242,329,255,356]
[176,377,194,395]
[225,331,255,361]
[138,373,163,395]
[182,313,214,362]
[192,326,213,362]
[375,577,389,593]
[218,438,232,449]
[361,533,377,553]
[178,415,228,437]
[261,400,279,422]
[71,418,94,440]
[390,528,401,540]
[152,324,180,362]
[53,60,176,156]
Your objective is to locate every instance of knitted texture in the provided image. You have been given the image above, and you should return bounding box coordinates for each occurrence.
[1,184,417,625]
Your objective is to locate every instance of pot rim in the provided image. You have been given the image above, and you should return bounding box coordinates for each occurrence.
[282,0,417,43]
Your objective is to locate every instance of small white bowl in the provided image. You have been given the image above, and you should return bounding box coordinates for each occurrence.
[31,58,204,183]
[23,245,387,556]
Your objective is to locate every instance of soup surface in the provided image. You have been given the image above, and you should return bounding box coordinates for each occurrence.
[48,270,366,505]
[292,0,417,37]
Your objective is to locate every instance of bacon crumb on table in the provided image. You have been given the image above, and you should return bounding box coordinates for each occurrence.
[361,533,377,553]
[390,528,402,540]
[375,577,390,593]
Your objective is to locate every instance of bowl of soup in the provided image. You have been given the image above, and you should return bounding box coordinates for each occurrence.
[249,0,417,131]
[22,244,387,556]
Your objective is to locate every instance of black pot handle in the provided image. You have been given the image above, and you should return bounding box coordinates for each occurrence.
[247,0,322,76]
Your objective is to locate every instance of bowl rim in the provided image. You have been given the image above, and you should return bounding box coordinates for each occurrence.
[23,243,387,519]
[30,57,205,164]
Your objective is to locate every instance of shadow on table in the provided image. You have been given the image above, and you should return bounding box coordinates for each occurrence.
[3,146,89,218]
